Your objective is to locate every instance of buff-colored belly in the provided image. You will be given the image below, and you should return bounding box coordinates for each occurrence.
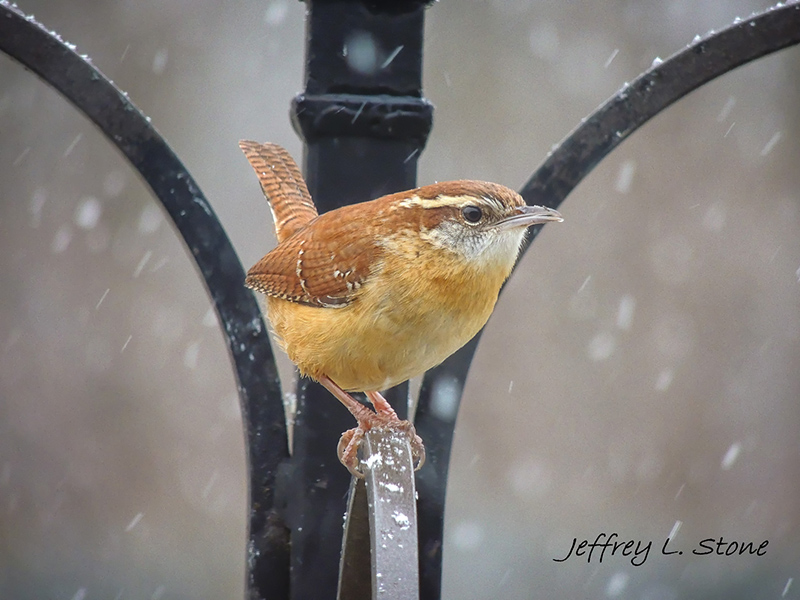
[266,273,499,392]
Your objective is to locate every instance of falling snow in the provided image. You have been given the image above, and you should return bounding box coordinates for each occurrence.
[614,160,636,194]
[588,331,616,361]
[429,375,461,419]
[655,368,674,392]
[202,471,218,499]
[51,225,73,254]
[74,196,102,230]
[529,21,560,61]
[103,170,126,197]
[667,520,682,541]
[616,294,636,330]
[451,521,484,552]
[95,288,110,310]
[63,133,83,156]
[723,122,735,138]
[674,483,686,500]
[604,48,619,69]
[152,48,168,75]
[183,341,201,370]
[264,0,289,26]
[29,188,47,228]
[151,586,166,600]
[138,204,162,234]
[721,442,741,470]
[133,250,153,278]
[759,131,782,156]
[202,308,218,328]
[12,146,30,166]
[124,512,144,532]
[716,96,736,121]
[71,588,87,600]
[605,571,629,597]
[380,45,404,69]
[344,30,379,75]
[506,456,551,498]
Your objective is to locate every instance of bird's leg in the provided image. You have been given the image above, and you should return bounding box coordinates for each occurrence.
[318,375,376,477]
[364,390,398,418]
[317,376,425,475]
[317,374,376,422]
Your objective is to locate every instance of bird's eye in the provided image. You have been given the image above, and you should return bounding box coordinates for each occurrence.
[461,205,483,223]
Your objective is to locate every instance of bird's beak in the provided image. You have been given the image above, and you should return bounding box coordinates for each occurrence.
[497,205,563,231]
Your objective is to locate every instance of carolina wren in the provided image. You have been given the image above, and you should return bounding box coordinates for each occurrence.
[239,141,562,476]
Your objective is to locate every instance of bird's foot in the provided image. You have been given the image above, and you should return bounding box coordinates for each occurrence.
[364,390,425,471]
[337,426,366,478]
[319,376,425,477]
[337,413,426,478]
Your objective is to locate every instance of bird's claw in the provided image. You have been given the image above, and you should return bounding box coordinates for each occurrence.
[337,418,425,478]
[338,426,366,478]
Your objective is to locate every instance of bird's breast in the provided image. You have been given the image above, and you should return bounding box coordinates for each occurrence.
[266,246,508,392]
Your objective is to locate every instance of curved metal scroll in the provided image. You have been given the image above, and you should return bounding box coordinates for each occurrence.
[414,4,800,598]
[0,4,290,598]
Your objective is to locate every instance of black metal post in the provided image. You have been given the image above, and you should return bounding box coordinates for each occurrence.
[286,2,433,598]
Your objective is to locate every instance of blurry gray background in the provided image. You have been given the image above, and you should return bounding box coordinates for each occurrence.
[1,1,799,598]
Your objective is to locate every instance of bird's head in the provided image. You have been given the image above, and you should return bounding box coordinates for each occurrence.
[391,180,563,272]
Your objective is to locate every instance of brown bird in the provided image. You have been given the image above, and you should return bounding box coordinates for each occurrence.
[240,141,562,476]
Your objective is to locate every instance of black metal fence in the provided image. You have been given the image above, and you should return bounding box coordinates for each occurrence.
[1,1,799,598]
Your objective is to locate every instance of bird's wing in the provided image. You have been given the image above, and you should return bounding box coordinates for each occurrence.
[245,209,381,308]
[239,140,318,243]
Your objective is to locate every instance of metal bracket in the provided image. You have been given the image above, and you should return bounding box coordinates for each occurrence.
[339,428,419,600]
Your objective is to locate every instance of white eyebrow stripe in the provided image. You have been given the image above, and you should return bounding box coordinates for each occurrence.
[397,194,505,211]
